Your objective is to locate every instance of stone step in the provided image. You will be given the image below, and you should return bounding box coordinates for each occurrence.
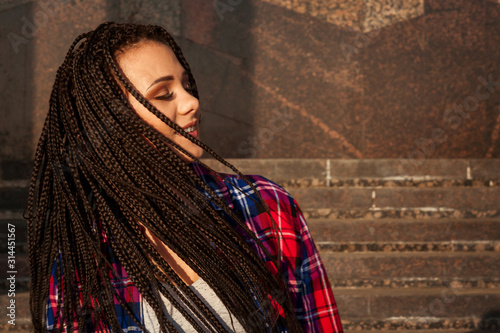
[341,317,500,331]
[0,326,32,333]
[345,331,479,333]
[7,217,498,249]
[2,175,499,193]
[0,160,32,181]
[0,241,28,254]
[321,252,500,282]
[198,158,500,187]
[5,253,500,290]
[1,291,499,332]
[284,178,500,189]
[0,185,28,210]
[5,199,499,222]
[0,218,27,248]
[4,159,500,183]
[3,219,498,284]
[288,187,500,211]
[0,325,495,332]
[6,239,500,255]
[0,321,496,332]
[0,210,24,220]
[332,277,500,289]
[308,218,500,242]
[302,207,500,219]
[2,165,499,212]
[0,291,31,330]
[0,276,30,293]
[6,252,498,289]
[335,288,500,331]
[317,241,500,253]
[6,189,496,217]
[0,250,29,283]
[5,207,498,244]
[14,275,500,292]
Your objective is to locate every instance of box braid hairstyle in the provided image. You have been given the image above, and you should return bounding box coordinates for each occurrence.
[26,22,304,332]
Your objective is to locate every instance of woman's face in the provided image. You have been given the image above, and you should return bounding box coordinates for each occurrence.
[116,40,202,163]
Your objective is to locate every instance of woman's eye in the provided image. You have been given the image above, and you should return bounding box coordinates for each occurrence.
[155,91,174,100]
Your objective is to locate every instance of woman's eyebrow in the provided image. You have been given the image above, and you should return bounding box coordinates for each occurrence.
[147,75,173,91]
[147,71,188,91]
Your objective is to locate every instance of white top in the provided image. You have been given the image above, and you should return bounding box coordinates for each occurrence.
[143,277,245,332]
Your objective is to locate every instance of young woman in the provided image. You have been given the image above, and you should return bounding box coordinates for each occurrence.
[26,22,343,332]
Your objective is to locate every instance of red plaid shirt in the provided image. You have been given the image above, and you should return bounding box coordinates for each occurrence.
[47,161,343,332]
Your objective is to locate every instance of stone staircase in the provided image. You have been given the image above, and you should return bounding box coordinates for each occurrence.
[0,160,31,332]
[202,159,500,333]
[1,159,499,332]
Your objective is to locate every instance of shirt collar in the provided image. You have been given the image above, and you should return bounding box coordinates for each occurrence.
[190,161,235,210]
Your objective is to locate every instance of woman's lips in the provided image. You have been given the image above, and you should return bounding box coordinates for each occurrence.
[178,120,199,138]
[188,129,198,138]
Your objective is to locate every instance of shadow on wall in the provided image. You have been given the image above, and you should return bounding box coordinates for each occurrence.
[176,0,500,159]
[1,0,125,178]
[178,0,258,159]
[1,1,35,180]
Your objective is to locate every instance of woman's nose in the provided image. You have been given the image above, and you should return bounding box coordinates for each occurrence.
[178,89,199,115]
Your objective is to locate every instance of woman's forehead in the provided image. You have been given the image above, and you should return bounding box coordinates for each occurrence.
[116,40,184,90]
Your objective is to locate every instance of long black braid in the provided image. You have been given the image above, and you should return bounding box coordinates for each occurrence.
[25,22,304,332]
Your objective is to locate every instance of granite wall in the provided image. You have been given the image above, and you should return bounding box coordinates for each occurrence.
[182,0,500,159]
[1,0,500,175]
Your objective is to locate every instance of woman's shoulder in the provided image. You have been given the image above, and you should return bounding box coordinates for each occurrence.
[192,161,291,200]
[223,172,304,229]
[192,161,301,224]
[227,172,287,194]
[223,172,297,209]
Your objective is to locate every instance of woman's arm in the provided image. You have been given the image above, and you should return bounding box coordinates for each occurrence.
[248,175,343,332]
[291,196,343,332]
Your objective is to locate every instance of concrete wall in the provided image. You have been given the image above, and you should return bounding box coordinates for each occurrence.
[1,0,500,179]
[181,0,500,159]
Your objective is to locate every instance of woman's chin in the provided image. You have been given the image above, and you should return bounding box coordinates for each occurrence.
[178,149,204,164]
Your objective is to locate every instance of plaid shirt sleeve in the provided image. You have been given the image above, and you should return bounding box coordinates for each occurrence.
[290,196,343,332]
[192,161,343,333]
[248,176,343,333]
